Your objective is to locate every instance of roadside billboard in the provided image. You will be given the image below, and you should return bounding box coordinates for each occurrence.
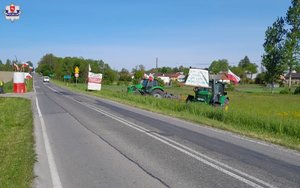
[185,69,209,88]
[88,72,102,91]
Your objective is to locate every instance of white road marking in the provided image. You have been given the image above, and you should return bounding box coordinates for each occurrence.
[35,84,62,188]
[74,99,276,188]
[45,84,58,92]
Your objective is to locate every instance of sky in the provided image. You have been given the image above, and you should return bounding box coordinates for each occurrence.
[0,0,291,70]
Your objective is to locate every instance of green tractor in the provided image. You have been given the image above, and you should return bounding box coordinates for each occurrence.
[127,78,165,98]
[186,79,229,109]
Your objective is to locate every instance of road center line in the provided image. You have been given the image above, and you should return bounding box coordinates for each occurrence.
[45,84,59,92]
[68,98,276,188]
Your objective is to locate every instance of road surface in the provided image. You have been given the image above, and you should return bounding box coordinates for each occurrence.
[33,76,300,188]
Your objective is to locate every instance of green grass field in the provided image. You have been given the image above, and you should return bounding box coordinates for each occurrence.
[2,79,33,93]
[53,80,300,150]
[0,98,35,188]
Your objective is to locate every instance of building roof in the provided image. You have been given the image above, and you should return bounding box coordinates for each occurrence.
[285,73,300,79]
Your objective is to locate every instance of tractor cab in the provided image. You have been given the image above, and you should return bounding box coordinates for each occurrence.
[210,81,228,106]
[140,79,160,92]
[128,78,165,98]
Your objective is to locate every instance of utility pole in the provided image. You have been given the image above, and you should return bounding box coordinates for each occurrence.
[156,57,158,73]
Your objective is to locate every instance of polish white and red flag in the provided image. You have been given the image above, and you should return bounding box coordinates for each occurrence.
[22,62,29,67]
[227,69,240,84]
[13,63,20,71]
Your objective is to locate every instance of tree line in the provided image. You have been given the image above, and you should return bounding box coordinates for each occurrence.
[35,54,192,85]
[208,56,259,84]
[35,54,118,84]
[0,59,33,72]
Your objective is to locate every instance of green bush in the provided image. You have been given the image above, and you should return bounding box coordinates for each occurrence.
[171,80,181,87]
[294,86,300,95]
[226,84,235,91]
[3,81,13,93]
[280,88,290,94]
[255,73,266,84]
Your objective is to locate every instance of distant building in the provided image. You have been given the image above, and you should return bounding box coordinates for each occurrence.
[156,72,186,85]
[285,73,300,85]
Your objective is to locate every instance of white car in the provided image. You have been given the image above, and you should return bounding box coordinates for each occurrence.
[43,76,50,82]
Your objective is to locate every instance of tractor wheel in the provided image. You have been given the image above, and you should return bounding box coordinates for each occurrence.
[186,95,194,103]
[151,89,164,98]
[213,102,221,108]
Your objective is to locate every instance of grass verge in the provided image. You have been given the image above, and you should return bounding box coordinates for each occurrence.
[52,80,300,151]
[2,79,33,93]
[0,98,35,187]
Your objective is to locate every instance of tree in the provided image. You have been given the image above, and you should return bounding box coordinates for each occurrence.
[119,68,132,82]
[36,54,57,76]
[178,65,189,75]
[159,66,173,74]
[209,59,229,74]
[132,64,145,82]
[103,68,117,84]
[238,56,258,80]
[255,72,266,84]
[262,17,287,91]
[3,59,13,71]
[230,66,245,81]
[285,0,300,91]
[238,56,251,68]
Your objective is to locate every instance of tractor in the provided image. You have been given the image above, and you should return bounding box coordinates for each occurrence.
[185,68,229,109]
[186,79,229,109]
[127,78,165,98]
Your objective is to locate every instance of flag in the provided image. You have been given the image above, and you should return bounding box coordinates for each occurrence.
[24,73,32,79]
[143,73,150,79]
[149,73,154,81]
[13,63,20,71]
[89,64,91,72]
[29,66,33,70]
[22,62,29,67]
[227,69,240,84]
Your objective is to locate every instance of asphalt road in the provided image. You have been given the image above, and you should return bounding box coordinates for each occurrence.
[33,76,300,188]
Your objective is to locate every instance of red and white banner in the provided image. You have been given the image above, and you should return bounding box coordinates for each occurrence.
[88,72,102,91]
[22,62,29,67]
[24,73,32,79]
[227,69,240,84]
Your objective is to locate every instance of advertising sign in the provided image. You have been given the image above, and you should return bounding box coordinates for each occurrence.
[88,72,102,91]
[185,69,209,88]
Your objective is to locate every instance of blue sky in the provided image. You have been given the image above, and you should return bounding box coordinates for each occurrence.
[1,0,291,70]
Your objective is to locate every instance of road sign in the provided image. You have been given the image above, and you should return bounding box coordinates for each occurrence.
[75,73,79,78]
[64,75,71,79]
[75,66,79,74]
